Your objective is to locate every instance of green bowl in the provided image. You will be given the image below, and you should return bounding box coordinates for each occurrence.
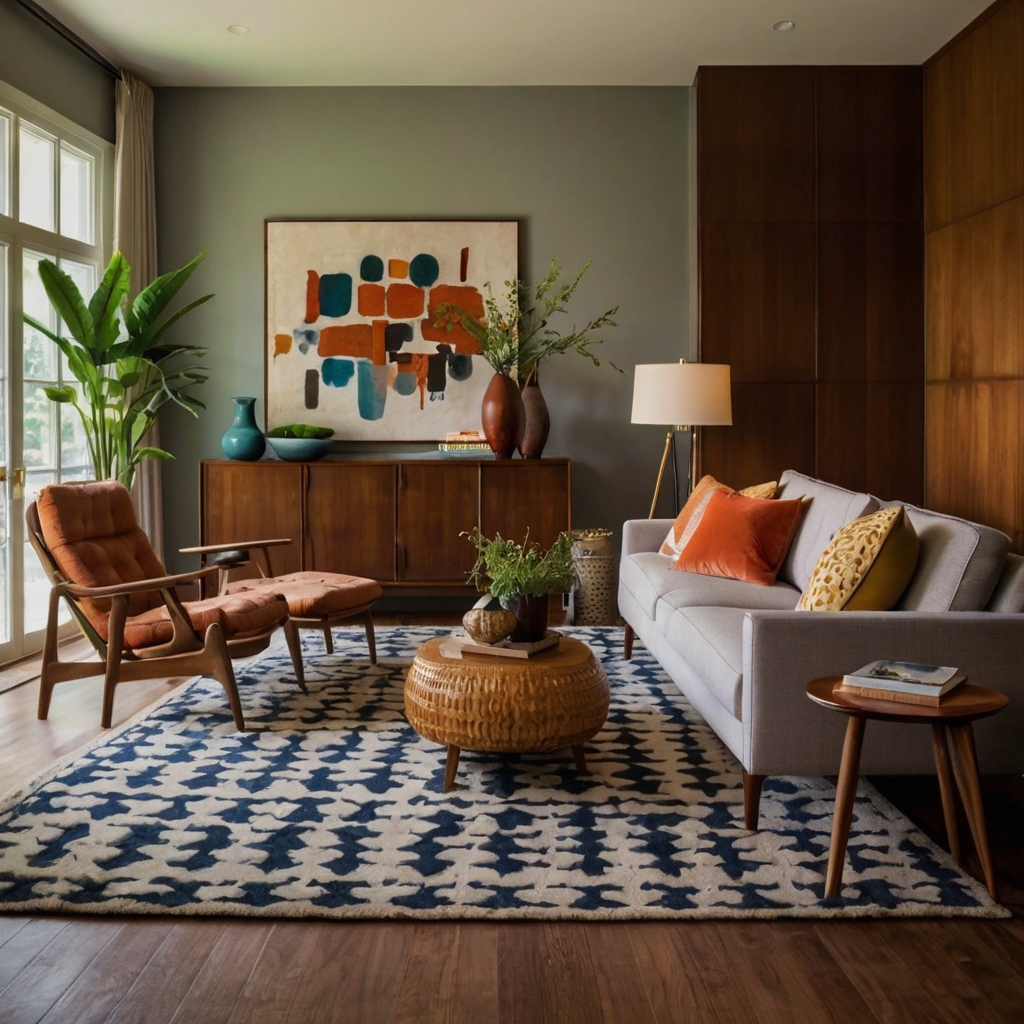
[266,437,333,462]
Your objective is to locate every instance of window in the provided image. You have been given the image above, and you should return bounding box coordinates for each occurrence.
[0,79,113,659]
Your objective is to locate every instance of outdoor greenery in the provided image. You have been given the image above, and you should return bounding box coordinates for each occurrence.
[24,250,213,489]
[433,256,619,381]
[464,527,576,606]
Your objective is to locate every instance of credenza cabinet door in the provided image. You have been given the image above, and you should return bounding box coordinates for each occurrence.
[480,462,571,549]
[397,462,479,582]
[306,463,397,581]
[200,462,304,576]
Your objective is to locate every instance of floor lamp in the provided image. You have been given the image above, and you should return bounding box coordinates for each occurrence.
[630,362,732,518]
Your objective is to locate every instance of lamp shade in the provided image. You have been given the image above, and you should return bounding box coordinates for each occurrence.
[630,363,732,427]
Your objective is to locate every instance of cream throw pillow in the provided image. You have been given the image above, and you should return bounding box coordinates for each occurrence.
[799,506,920,612]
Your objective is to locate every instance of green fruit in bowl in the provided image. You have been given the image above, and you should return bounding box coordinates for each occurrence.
[267,423,335,440]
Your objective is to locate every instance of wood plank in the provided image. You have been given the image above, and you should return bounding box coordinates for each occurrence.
[284,922,414,1024]
[698,67,816,223]
[0,916,31,949]
[498,923,606,1024]
[390,923,499,1024]
[701,382,816,489]
[991,0,1024,207]
[866,382,925,505]
[817,67,923,224]
[0,919,68,992]
[226,922,324,1024]
[815,383,867,495]
[480,461,570,549]
[106,922,229,1024]
[37,922,172,1024]
[582,924,657,1023]
[0,921,120,1024]
[700,222,817,382]
[167,923,272,1024]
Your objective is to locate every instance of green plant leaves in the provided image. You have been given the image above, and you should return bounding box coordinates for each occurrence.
[37,261,95,351]
[463,528,576,605]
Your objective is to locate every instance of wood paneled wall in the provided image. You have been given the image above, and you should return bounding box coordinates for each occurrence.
[697,66,925,503]
[925,0,1024,550]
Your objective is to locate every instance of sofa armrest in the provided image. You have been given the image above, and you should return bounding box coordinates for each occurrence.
[622,519,674,558]
[741,610,1024,776]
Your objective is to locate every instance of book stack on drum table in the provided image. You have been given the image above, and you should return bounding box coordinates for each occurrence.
[438,430,494,457]
[836,660,965,707]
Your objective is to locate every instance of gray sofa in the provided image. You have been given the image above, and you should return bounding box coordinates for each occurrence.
[618,470,1024,829]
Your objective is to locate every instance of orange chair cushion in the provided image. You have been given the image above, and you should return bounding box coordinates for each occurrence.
[37,480,169,637]
[672,489,809,587]
[122,591,289,650]
[227,572,382,618]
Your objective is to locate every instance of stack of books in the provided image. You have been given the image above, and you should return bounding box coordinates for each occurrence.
[440,630,561,660]
[836,659,966,707]
[438,430,493,456]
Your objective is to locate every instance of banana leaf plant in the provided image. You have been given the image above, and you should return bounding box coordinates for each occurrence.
[24,250,212,490]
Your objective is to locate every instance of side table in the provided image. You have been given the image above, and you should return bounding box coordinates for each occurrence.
[806,677,1009,900]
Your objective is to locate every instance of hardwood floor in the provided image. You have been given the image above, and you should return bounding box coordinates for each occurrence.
[1,618,1023,1023]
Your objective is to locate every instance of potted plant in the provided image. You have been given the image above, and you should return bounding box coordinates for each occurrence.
[434,256,618,458]
[464,527,576,641]
[24,250,212,489]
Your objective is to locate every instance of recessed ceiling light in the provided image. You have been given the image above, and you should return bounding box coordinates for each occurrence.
[773,20,795,32]
[227,25,250,35]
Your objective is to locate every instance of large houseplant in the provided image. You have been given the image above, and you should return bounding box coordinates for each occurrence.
[25,250,212,489]
[464,527,576,641]
[434,257,618,458]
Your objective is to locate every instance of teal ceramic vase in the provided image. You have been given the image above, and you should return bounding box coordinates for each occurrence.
[221,396,265,461]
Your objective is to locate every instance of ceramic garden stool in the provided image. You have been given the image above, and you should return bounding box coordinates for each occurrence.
[806,677,1009,900]
[404,635,610,791]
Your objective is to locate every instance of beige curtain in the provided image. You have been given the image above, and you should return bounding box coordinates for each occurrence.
[114,71,163,558]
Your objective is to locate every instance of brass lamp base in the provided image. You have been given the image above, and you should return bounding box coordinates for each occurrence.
[646,426,700,519]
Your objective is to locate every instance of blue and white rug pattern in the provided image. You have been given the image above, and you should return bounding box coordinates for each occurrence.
[0,627,1005,919]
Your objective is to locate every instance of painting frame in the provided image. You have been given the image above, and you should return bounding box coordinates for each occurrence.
[264,218,520,442]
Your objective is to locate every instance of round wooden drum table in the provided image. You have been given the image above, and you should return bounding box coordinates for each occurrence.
[404,636,610,792]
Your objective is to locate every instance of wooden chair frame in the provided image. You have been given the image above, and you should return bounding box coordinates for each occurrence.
[27,503,306,730]
[181,538,378,664]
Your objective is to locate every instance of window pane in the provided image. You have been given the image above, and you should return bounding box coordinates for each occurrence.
[0,243,8,645]
[22,382,55,468]
[19,123,55,232]
[0,112,10,218]
[60,143,95,243]
[60,385,90,473]
[23,250,58,380]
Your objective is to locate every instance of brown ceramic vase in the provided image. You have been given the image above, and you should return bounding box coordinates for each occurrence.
[481,372,525,459]
[518,371,550,459]
[508,593,550,643]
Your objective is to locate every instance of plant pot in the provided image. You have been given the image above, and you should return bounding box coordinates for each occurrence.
[221,396,265,461]
[518,369,550,459]
[507,593,550,643]
[481,372,525,460]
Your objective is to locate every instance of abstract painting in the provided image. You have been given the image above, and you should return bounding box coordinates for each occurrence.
[265,220,518,441]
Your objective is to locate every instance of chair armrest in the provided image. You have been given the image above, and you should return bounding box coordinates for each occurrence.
[59,566,218,600]
[741,609,1024,775]
[180,539,292,555]
[622,519,674,558]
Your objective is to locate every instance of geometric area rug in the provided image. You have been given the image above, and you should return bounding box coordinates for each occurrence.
[0,627,1007,920]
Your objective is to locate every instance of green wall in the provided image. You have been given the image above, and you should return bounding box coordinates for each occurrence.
[154,86,691,573]
[0,0,115,141]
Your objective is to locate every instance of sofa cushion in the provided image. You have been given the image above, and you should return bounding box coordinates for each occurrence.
[662,605,748,718]
[672,490,809,587]
[874,502,1011,611]
[986,554,1024,612]
[621,552,801,620]
[774,470,878,591]
[798,506,919,612]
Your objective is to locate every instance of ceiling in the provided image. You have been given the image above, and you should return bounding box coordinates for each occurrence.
[39,0,991,87]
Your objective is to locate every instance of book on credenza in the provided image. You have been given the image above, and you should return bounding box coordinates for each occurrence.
[836,659,966,706]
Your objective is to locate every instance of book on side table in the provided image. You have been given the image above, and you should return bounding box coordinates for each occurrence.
[439,631,561,660]
[836,659,966,707]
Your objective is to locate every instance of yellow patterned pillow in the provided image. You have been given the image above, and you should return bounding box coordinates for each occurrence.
[799,506,919,612]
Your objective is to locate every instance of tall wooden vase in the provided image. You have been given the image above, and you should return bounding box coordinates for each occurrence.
[481,372,525,459]
[518,369,550,459]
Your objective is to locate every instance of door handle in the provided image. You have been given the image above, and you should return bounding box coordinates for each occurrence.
[11,467,24,500]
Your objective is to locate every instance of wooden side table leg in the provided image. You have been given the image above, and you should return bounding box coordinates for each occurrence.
[825,715,866,899]
[573,745,589,774]
[444,745,461,793]
[948,723,999,901]
[931,724,961,864]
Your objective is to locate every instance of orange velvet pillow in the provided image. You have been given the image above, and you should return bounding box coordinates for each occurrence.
[671,489,809,586]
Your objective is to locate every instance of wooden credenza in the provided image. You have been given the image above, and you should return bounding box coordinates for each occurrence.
[199,458,571,593]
